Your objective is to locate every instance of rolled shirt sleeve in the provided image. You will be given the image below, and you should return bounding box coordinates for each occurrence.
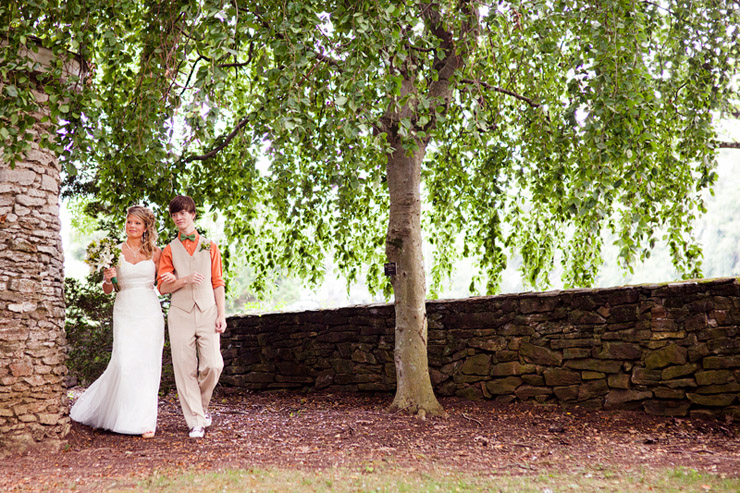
[157,235,224,290]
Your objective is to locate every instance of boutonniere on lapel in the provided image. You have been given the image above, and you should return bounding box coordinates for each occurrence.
[199,240,212,252]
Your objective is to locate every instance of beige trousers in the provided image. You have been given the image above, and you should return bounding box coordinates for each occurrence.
[168,303,223,430]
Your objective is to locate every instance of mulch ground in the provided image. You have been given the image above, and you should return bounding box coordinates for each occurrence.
[2,389,740,491]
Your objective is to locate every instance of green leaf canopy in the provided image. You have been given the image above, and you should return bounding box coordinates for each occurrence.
[3,0,739,295]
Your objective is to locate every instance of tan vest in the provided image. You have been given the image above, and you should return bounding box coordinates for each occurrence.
[170,236,216,312]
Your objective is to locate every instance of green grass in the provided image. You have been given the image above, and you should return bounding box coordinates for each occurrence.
[97,465,740,492]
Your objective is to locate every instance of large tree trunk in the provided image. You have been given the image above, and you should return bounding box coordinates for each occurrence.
[385,130,444,417]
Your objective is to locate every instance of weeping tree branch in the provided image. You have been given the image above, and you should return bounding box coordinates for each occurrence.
[313,51,341,68]
[460,78,540,108]
[183,115,250,162]
[416,1,477,134]
[180,54,205,96]
[718,141,740,149]
[218,41,255,68]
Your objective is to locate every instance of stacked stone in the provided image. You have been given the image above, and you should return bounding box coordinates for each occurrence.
[222,304,397,392]
[0,84,70,452]
[428,279,740,419]
[222,277,740,419]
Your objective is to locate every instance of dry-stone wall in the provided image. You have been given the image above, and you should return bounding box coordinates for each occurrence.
[222,278,740,420]
[0,45,77,454]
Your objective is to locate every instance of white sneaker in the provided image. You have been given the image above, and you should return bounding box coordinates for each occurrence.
[189,426,205,438]
[204,412,212,428]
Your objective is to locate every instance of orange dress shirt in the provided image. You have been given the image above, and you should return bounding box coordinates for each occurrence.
[157,231,225,291]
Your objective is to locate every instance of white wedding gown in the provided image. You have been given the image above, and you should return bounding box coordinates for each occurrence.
[70,258,165,435]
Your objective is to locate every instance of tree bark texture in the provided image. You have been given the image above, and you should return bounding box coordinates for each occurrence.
[385,134,443,417]
[380,3,474,416]
[383,75,444,416]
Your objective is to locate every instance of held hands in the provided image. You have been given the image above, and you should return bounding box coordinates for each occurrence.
[103,267,117,283]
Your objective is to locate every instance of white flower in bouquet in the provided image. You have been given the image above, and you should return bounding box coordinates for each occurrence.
[84,237,121,291]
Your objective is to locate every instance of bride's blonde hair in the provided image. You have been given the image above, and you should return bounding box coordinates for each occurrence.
[126,205,158,259]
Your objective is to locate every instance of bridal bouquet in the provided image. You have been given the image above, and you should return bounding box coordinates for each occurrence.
[84,237,121,292]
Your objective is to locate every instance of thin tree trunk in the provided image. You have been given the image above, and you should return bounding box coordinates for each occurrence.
[385,130,444,417]
[379,3,474,417]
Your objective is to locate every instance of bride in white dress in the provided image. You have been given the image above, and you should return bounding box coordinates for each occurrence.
[70,206,165,438]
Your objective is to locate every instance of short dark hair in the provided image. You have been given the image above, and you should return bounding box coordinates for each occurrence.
[169,195,196,215]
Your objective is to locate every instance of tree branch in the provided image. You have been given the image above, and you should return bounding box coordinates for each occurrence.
[460,78,540,108]
[314,51,341,68]
[219,61,250,68]
[717,141,740,149]
[184,116,251,162]
[180,55,205,96]
[176,24,204,42]
[415,1,476,135]
[219,41,255,69]
[410,45,435,53]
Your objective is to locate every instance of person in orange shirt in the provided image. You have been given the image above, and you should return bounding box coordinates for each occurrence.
[158,195,226,438]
